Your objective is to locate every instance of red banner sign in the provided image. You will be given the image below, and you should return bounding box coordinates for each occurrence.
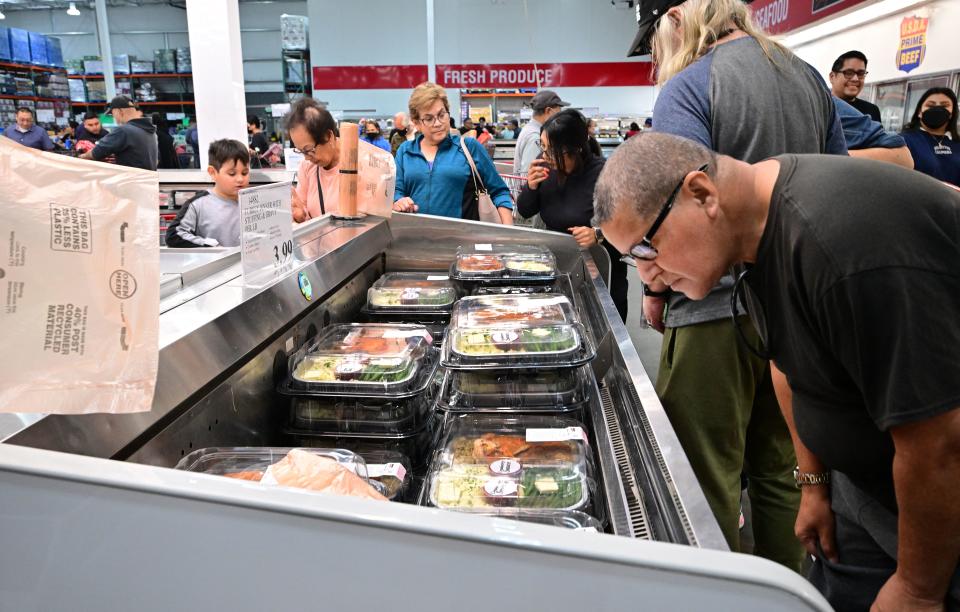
[750,0,870,35]
[312,62,653,90]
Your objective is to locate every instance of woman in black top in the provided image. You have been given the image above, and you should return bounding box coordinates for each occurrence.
[517,109,628,320]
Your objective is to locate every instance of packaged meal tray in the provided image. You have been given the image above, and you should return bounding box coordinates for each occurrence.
[442,322,595,370]
[288,416,440,469]
[173,447,391,500]
[449,294,578,328]
[425,414,597,514]
[361,316,447,348]
[363,272,458,315]
[284,324,435,394]
[451,244,558,283]
[437,366,594,412]
[358,449,414,502]
[280,355,441,436]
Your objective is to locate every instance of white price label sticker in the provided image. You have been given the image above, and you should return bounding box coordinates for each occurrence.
[525,427,588,443]
[239,181,296,287]
[474,243,493,251]
[366,463,407,481]
[426,275,449,281]
[483,477,519,498]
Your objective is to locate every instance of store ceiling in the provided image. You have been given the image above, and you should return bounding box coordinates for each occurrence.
[0,0,279,9]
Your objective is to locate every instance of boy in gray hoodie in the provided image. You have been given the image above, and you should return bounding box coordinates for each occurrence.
[165,139,250,248]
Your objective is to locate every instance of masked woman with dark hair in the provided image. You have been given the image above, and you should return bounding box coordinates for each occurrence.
[516,108,628,321]
[901,87,960,186]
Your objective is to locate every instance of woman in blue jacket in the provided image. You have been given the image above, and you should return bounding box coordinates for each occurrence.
[393,82,513,222]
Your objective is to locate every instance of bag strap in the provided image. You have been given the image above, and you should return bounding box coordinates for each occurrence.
[459,137,487,195]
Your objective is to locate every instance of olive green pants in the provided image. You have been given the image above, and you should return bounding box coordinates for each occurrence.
[656,317,803,573]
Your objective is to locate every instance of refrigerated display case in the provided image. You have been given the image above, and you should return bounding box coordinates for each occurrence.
[0,212,830,611]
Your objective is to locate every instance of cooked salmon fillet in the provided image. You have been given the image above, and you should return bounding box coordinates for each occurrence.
[268,449,387,501]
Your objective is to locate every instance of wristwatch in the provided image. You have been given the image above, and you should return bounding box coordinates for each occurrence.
[593,227,604,244]
[793,467,831,488]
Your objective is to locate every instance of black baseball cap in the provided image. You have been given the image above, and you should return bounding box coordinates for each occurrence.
[107,95,137,110]
[628,0,753,57]
[530,90,570,112]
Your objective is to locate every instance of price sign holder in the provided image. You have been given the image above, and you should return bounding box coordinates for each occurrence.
[239,180,298,289]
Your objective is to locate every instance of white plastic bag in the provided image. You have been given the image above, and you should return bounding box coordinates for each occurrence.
[0,138,160,414]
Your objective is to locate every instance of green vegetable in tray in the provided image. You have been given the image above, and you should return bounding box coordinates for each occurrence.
[518,467,583,509]
[294,355,416,384]
[453,326,578,357]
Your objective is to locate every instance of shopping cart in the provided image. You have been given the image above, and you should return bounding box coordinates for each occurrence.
[499,173,541,227]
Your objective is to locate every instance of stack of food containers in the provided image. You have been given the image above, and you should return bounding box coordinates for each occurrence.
[360,272,459,346]
[425,244,604,528]
[276,323,440,490]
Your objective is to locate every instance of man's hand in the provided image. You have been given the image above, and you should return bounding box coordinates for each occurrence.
[526,159,550,190]
[795,485,838,562]
[79,150,94,160]
[642,295,666,333]
[392,197,418,213]
[871,572,944,612]
[569,226,597,249]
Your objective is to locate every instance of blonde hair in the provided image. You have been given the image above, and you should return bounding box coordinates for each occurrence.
[408,82,450,121]
[652,0,789,86]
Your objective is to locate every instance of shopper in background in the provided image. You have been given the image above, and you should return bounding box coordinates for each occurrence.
[247,115,269,168]
[186,119,200,168]
[80,96,158,171]
[285,97,341,221]
[360,119,391,152]
[638,0,847,574]
[3,107,54,151]
[829,50,881,122]
[901,87,960,186]
[475,116,492,144]
[460,117,477,138]
[643,117,653,129]
[393,81,513,222]
[448,116,459,137]
[500,119,518,140]
[516,109,628,320]
[513,89,569,174]
[152,113,180,170]
[76,111,106,148]
[165,139,250,248]
[595,130,960,612]
[624,122,641,139]
[54,121,77,150]
[389,111,411,155]
[587,118,603,157]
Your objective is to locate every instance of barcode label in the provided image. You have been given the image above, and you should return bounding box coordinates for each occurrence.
[525,427,587,443]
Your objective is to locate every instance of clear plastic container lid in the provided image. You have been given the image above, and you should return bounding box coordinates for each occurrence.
[357,449,413,501]
[174,447,373,487]
[451,244,557,283]
[364,272,458,314]
[449,294,577,328]
[426,414,595,513]
[286,324,435,394]
[442,323,595,369]
[437,366,593,412]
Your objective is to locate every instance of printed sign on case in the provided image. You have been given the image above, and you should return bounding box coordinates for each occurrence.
[239,180,296,287]
[896,16,928,74]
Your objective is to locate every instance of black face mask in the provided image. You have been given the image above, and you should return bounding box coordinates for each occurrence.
[921,106,951,130]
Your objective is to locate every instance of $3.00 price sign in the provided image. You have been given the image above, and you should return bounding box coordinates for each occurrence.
[239,180,296,287]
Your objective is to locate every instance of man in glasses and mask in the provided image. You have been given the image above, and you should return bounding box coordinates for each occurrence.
[596,130,960,612]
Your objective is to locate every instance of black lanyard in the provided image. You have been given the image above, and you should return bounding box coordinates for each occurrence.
[315,164,326,215]
[731,268,770,360]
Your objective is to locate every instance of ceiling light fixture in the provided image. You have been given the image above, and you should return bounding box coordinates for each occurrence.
[67,2,81,16]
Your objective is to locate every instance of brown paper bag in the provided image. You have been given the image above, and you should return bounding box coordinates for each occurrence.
[357,140,395,218]
[0,138,160,414]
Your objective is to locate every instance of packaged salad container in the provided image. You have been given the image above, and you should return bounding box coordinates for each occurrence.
[173,447,388,497]
[283,324,435,394]
[450,244,558,284]
[437,366,593,412]
[449,294,578,328]
[288,415,440,469]
[424,414,597,514]
[442,322,595,369]
[363,272,459,317]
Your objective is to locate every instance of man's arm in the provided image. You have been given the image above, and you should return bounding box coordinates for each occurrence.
[835,97,913,168]
[84,127,125,161]
[849,146,914,168]
[770,363,838,562]
[879,408,960,607]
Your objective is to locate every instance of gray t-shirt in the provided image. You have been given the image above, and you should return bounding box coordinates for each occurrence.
[652,36,847,327]
[172,191,241,247]
[512,117,542,174]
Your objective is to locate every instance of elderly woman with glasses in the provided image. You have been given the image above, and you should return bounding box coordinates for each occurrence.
[285,98,341,221]
[393,82,513,222]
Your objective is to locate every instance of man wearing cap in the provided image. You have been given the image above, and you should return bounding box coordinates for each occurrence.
[80,95,158,171]
[512,90,570,175]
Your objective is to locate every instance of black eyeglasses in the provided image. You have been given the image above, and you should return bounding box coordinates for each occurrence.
[839,69,868,80]
[621,163,709,264]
